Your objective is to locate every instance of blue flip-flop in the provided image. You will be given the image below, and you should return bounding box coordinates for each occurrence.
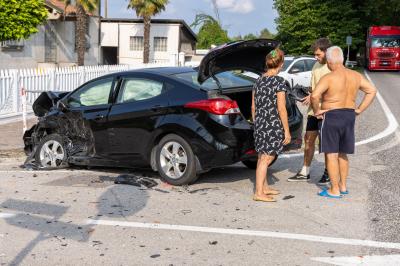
[340,190,349,195]
[318,189,342,199]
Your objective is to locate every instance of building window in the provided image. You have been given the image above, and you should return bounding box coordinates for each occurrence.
[154,37,168,52]
[130,36,144,51]
[1,39,24,51]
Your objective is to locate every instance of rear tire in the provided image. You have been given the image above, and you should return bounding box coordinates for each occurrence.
[242,155,278,169]
[35,133,67,169]
[155,134,198,186]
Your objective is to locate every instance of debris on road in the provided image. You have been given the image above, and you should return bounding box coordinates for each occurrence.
[114,174,157,188]
[209,241,218,245]
[181,210,192,215]
[282,195,295,200]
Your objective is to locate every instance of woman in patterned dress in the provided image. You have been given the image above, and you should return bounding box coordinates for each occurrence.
[251,48,291,202]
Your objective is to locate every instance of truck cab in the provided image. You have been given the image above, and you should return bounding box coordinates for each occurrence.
[366,26,400,71]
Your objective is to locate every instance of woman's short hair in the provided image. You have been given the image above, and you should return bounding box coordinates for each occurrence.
[266,48,284,69]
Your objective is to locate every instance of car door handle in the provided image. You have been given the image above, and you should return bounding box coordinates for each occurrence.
[151,105,165,111]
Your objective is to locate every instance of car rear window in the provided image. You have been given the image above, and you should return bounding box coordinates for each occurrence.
[172,71,255,90]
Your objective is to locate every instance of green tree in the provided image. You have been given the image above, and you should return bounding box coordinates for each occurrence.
[0,0,48,41]
[191,13,230,49]
[64,0,99,66]
[128,0,169,63]
[259,28,275,39]
[274,0,362,55]
[360,0,400,26]
[243,33,258,40]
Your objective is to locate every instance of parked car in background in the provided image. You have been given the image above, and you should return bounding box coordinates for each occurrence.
[279,56,316,88]
[243,56,316,89]
[23,39,303,186]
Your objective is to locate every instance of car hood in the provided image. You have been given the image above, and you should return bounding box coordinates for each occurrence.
[197,39,280,84]
[32,91,69,117]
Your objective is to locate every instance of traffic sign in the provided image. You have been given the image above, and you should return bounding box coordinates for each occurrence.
[346,36,352,45]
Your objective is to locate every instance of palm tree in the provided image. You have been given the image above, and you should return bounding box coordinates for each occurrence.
[64,0,99,66]
[128,0,169,63]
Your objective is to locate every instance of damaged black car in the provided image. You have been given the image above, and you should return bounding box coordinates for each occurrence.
[24,39,303,185]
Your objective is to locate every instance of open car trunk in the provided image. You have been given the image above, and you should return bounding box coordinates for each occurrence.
[216,86,298,123]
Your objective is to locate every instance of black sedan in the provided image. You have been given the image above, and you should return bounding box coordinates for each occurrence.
[24,39,303,185]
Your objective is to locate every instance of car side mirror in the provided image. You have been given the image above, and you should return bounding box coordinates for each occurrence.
[289,68,302,74]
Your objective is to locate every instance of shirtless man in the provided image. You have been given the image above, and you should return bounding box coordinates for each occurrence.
[311,46,377,198]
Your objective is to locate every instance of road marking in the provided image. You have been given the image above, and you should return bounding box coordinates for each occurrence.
[86,219,400,250]
[280,71,399,159]
[311,254,400,265]
[0,213,16,218]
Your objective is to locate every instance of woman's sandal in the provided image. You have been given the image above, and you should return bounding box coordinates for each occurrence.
[253,195,277,202]
[264,189,280,196]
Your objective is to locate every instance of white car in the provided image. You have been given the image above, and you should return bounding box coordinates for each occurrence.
[279,56,316,88]
[242,56,316,89]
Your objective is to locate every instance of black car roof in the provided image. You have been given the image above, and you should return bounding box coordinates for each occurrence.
[96,67,196,80]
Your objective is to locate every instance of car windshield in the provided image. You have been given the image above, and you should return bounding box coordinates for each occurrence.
[172,71,255,90]
[282,59,294,71]
[371,37,400,48]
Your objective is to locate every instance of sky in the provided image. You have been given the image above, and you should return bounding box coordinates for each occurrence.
[100,0,278,37]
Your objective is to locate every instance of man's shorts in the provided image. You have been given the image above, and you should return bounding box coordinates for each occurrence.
[318,109,356,154]
[306,115,319,131]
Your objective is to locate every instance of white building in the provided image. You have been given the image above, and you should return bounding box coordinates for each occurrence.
[0,0,100,69]
[100,19,198,65]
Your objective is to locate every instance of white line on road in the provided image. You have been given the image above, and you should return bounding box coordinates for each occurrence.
[311,254,400,265]
[86,219,400,250]
[0,213,16,218]
[358,71,399,146]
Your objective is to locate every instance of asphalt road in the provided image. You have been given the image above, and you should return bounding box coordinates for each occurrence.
[363,71,400,244]
[0,71,399,265]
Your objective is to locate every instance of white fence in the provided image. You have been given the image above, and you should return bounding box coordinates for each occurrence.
[0,62,188,119]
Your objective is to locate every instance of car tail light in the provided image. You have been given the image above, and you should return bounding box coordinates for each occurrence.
[371,60,376,65]
[245,149,257,155]
[184,98,240,115]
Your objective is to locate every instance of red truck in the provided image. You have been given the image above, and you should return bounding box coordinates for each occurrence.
[366,26,400,71]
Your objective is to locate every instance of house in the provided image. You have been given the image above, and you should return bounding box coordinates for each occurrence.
[100,18,197,65]
[0,0,100,69]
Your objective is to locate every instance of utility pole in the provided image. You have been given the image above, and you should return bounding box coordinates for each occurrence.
[211,0,221,25]
[104,0,108,18]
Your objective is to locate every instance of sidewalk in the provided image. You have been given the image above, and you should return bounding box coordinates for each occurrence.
[0,118,37,156]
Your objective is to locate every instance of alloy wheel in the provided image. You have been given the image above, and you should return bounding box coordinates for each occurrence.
[159,141,188,179]
[39,140,65,168]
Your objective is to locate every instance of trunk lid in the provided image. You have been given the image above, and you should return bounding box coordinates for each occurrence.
[197,39,280,84]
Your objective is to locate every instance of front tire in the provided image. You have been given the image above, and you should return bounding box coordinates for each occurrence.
[155,134,198,185]
[35,133,67,169]
[242,155,278,169]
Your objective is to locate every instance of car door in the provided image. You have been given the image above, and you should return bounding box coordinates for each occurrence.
[288,60,309,87]
[107,74,170,165]
[63,77,115,157]
[304,59,317,87]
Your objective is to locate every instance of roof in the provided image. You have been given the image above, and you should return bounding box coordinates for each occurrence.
[285,55,315,60]
[101,18,197,41]
[45,0,77,16]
